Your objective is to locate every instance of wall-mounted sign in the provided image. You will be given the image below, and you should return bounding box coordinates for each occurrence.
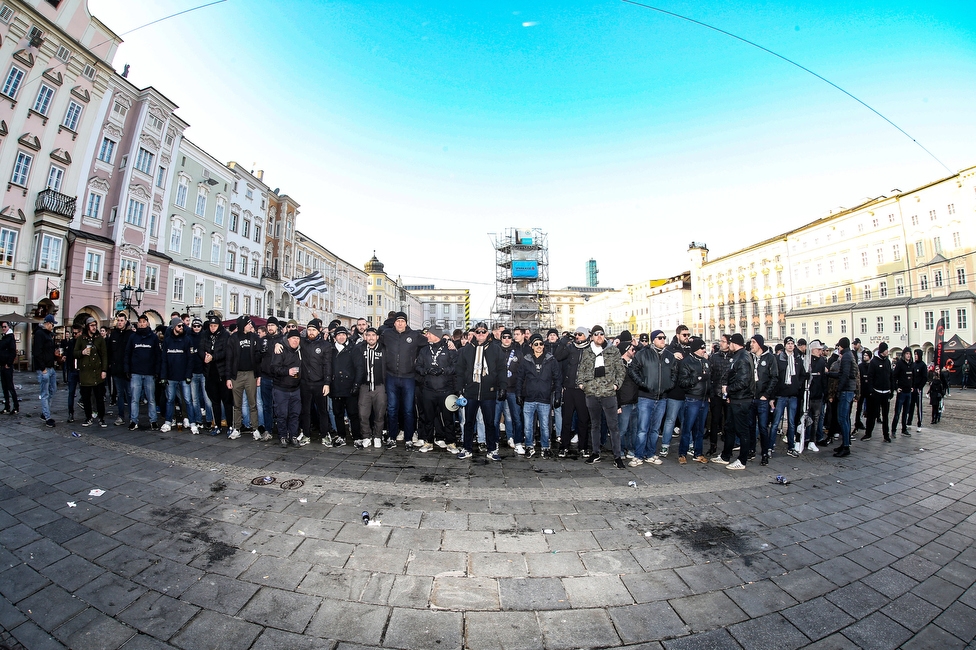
[0,295,19,304]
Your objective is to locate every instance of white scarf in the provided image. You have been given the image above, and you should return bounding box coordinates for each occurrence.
[784,352,796,385]
[472,344,488,383]
[591,341,605,369]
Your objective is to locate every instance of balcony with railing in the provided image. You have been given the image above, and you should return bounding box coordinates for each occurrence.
[262,266,280,280]
[35,189,77,220]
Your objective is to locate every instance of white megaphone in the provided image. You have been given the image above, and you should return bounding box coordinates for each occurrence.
[445,394,467,412]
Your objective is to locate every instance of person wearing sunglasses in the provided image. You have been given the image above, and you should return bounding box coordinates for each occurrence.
[456,322,507,460]
[554,326,592,458]
[627,329,677,466]
[515,333,562,458]
[576,325,627,467]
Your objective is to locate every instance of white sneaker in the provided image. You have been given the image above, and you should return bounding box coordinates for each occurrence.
[183,418,190,429]
[373,437,382,448]
[446,443,458,453]
[625,452,636,459]
[418,442,434,453]
[508,438,516,449]
[252,430,262,441]
[227,428,241,440]
[396,431,404,441]
[647,457,663,465]
[711,456,729,464]
[571,434,579,444]
[794,442,802,454]
[260,432,272,441]
[515,444,526,455]
[190,424,199,435]
[361,438,372,448]
[807,442,819,452]
[434,440,448,448]
[160,421,172,432]
[727,459,745,470]
[628,458,644,467]
[916,425,922,432]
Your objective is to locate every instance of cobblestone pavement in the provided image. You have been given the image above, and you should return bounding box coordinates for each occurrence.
[2,378,976,649]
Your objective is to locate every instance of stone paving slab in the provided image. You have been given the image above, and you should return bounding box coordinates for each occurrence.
[2,383,976,648]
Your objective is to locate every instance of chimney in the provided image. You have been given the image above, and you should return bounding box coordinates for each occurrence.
[256,170,264,181]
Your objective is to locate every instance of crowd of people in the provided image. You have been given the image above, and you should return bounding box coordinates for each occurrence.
[14,311,955,470]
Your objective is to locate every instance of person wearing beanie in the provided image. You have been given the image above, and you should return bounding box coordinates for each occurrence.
[862,341,893,442]
[516,332,562,458]
[414,325,459,453]
[626,328,676,466]
[496,326,523,452]
[616,336,640,459]
[456,322,507,460]
[576,325,626,467]
[676,336,711,464]
[270,327,307,447]
[771,336,807,459]
[855,348,873,432]
[379,310,425,447]
[300,318,335,446]
[187,316,211,431]
[658,325,692,459]
[553,325,592,458]
[224,315,263,441]
[330,325,362,447]
[827,336,857,457]
[106,311,133,426]
[748,330,779,464]
[75,316,109,428]
[199,314,233,435]
[714,331,755,468]
[705,334,732,457]
[159,316,197,434]
[125,314,161,431]
[890,349,914,437]
[355,325,388,449]
[257,316,282,438]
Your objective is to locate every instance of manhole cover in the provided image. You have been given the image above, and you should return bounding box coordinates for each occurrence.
[251,476,276,485]
[280,479,304,490]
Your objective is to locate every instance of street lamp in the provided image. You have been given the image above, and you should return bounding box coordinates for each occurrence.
[116,284,144,313]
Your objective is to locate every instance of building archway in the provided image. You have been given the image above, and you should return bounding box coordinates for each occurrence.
[73,305,107,328]
[142,309,164,329]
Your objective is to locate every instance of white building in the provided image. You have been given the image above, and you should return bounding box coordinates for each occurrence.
[404,285,470,332]
[225,162,268,319]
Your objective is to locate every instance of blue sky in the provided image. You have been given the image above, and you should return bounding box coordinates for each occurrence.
[89,0,976,317]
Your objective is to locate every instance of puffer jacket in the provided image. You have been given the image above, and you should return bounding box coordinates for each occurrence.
[415,339,457,393]
[828,348,858,392]
[577,341,626,399]
[753,348,779,400]
[774,351,807,398]
[457,340,506,400]
[380,326,425,379]
[74,332,108,387]
[726,347,755,400]
[628,345,677,400]
[708,350,731,397]
[678,353,710,400]
[300,333,333,385]
[516,352,562,403]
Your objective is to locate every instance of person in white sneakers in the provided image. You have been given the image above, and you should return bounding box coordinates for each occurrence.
[355,327,387,449]
[803,340,828,452]
[515,333,562,459]
[159,317,197,434]
[414,327,459,453]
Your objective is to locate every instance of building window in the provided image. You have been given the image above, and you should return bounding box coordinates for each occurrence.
[119,258,138,287]
[229,293,239,314]
[914,241,924,258]
[0,228,17,267]
[876,248,884,264]
[911,214,919,226]
[125,198,145,227]
[929,209,937,221]
[46,164,64,191]
[35,234,60,271]
[813,321,820,335]
[934,270,943,288]
[213,284,223,308]
[920,275,928,291]
[933,237,942,255]
[243,295,251,314]
[941,310,950,329]
[842,256,850,271]
[62,100,83,131]
[844,287,852,301]
[2,65,25,98]
[958,309,968,330]
[253,225,261,243]
[896,277,905,296]
[951,231,961,248]
[155,165,166,188]
[134,147,154,174]
[876,317,884,333]
[145,265,158,292]
[211,238,221,265]
[32,84,55,115]
[242,219,250,239]
[859,318,868,334]
[826,321,833,334]
[175,176,189,208]
[195,187,207,217]
[251,259,259,278]
[169,219,182,251]
[947,204,955,215]
[229,212,238,232]
[146,113,164,132]
[194,281,204,306]
[240,254,248,275]
[226,250,235,272]
[879,281,887,298]
[10,151,32,186]
[924,311,934,330]
[84,250,102,283]
[861,251,869,267]
[367,295,373,306]
[872,218,879,228]
[172,276,184,302]
[957,268,967,287]
[97,137,116,164]
[893,315,902,332]
[215,197,225,226]
[190,229,203,259]
[840,319,847,334]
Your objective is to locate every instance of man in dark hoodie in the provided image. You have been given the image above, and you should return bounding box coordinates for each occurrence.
[496,328,523,450]
[677,336,711,464]
[0,320,16,415]
[160,317,196,434]
[827,337,858,457]
[714,333,755,469]
[660,325,692,458]
[456,322,506,460]
[59,324,80,421]
[748,334,779,465]
[891,349,914,437]
[200,313,233,435]
[224,314,262,441]
[32,314,58,427]
[555,326,591,458]
[125,314,161,430]
[300,318,334,445]
[330,326,362,446]
[107,312,133,426]
[257,317,281,438]
[414,326,458,453]
[909,349,927,433]
[516,332,562,458]
[863,342,893,442]
[271,328,307,447]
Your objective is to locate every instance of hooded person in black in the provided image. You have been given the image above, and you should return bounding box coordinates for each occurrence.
[554,326,591,458]
[270,329,306,446]
[330,326,362,446]
[414,326,458,452]
[224,314,262,440]
[909,349,927,432]
[125,314,161,430]
[862,342,893,442]
[891,348,914,437]
[257,317,282,438]
[199,313,234,435]
[300,318,334,445]
[107,312,133,426]
[159,316,195,433]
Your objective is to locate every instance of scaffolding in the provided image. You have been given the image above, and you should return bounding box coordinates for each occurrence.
[491,227,551,329]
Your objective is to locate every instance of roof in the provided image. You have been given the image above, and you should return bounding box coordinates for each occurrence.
[68,229,115,246]
[148,249,173,262]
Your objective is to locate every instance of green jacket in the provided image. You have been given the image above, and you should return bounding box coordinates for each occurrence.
[577,342,626,399]
[74,333,108,387]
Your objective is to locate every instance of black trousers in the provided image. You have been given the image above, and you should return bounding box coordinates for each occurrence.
[707,394,726,446]
[1,365,17,409]
[725,399,752,464]
[331,394,361,439]
[80,383,106,421]
[420,389,455,444]
[205,369,234,427]
[560,386,589,451]
[301,382,330,438]
[865,392,891,438]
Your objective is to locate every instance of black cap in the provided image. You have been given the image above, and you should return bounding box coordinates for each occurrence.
[307,318,323,330]
[730,333,746,346]
[689,336,706,352]
[286,329,301,340]
[394,311,408,322]
[333,326,349,336]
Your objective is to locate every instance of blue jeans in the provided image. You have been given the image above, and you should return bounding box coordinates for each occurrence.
[496,393,523,444]
[259,377,274,432]
[66,370,79,417]
[191,373,212,424]
[661,398,683,449]
[164,380,196,424]
[37,368,57,420]
[113,374,131,423]
[386,375,416,438]
[837,390,855,447]
[892,390,911,431]
[636,397,668,460]
[130,374,157,424]
[771,395,798,449]
[618,403,638,455]
[679,398,709,457]
[750,398,772,456]
[522,401,551,449]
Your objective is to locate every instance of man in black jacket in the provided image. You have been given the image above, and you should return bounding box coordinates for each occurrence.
[863,342,893,442]
[200,314,234,435]
[803,340,828,451]
[909,349,927,433]
[257,317,281,438]
[715,333,754,468]
[107,312,133,426]
[827,337,858,457]
[706,334,732,457]
[32,315,58,427]
[356,327,387,448]
[676,337,710,464]
[125,314,161,430]
[456,322,506,460]
[770,336,807,457]
[380,312,425,445]
[223,315,262,441]
[300,318,334,445]
[891,349,914,437]
[748,334,779,465]
[0,320,18,415]
[271,328,306,447]
[660,325,692,458]
[415,326,458,453]
[627,329,676,466]
[555,326,591,458]
[330,326,362,446]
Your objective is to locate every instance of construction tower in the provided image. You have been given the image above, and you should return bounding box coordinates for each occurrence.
[491,227,551,329]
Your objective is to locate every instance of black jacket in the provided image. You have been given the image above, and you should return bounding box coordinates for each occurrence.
[911,360,928,390]
[258,332,282,378]
[774,351,807,398]
[199,325,231,381]
[828,348,858,392]
[666,336,691,400]
[160,329,193,382]
[270,341,302,391]
[300,334,332,385]
[867,355,893,394]
[223,331,261,379]
[355,343,386,391]
[807,355,828,401]
[515,352,562,403]
[726,347,755,400]
[331,342,362,397]
[708,350,731,398]
[187,330,205,375]
[60,335,78,372]
[415,339,457,393]
[457,340,506,400]
[0,331,16,367]
[124,326,161,377]
[616,358,639,406]
[32,326,56,370]
[678,353,710,400]
[107,326,132,377]
[753,348,779,400]
[892,358,913,392]
[380,327,425,379]
[555,340,589,387]
[499,344,521,391]
[628,346,677,400]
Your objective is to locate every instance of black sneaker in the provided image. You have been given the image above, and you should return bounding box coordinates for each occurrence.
[614,457,625,469]
[128,422,138,431]
[527,447,536,458]
[66,414,74,423]
[761,453,769,466]
[45,418,55,428]
[280,438,289,448]
[478,442,487,453]
[581,450,591,460]
[585,454,601,464]
[99,419,108,428]
[82,418,95,427]
[542,448,552,459]
[150,421,159,430]
[385,439,397,450]
[557,449,568,458]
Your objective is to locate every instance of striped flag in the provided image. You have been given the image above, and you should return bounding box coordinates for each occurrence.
[283,271,329,302]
